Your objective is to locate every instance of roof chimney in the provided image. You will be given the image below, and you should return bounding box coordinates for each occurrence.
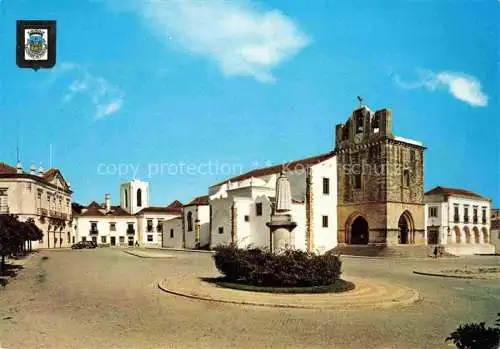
[30,162,36,175]
[104,193,111,212]
[16,161,22,174]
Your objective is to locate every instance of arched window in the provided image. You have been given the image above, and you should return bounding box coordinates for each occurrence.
[137,189,142,207]
[187,211,193,232]
[124,189,128,207]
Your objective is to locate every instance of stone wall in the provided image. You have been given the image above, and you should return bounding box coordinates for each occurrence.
[335,106,426,246]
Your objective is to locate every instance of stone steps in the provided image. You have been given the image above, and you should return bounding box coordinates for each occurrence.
[330,245,455,258]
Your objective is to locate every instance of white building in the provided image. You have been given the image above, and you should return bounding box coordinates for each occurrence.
[162,196,210,249]
[0,161,74,249]
[208,152,338,253]
[73,180,182,247]
[162,217,183,249]
[182,195,210,249]
[490,208,500,254]
[424,186,494,255]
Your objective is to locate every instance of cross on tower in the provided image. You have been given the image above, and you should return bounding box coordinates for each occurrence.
[357,96,363,106]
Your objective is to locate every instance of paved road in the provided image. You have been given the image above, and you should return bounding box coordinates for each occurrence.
[0,248,498,349]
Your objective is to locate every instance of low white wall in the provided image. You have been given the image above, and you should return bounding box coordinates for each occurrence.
[444,244,495,256]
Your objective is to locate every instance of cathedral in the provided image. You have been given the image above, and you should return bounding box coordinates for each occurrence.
[334,105,426,246]
[205,104,429,253]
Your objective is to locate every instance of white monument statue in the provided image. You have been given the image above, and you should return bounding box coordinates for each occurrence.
[275,171,292,213]
[266,171,297,253]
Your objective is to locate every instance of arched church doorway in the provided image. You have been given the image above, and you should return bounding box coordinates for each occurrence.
[350,216,369,245]
[398,211,414,244]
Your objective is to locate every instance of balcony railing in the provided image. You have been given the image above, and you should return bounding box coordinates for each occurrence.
[89,229,99,235]
[473,217,478,224]
[36,208,47,216]
[453,216,459,223]
[37,210,69,220]
[147,226,154,233]
[464,216,469,223]
[127,228,135,235]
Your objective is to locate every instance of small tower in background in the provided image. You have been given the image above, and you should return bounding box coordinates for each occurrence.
[120,179,149,214]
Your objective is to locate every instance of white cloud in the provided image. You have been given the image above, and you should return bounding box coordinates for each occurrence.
[133,0,310,83]
[95,98,124,119]
[55,62,124,118]
[394,70,488,107]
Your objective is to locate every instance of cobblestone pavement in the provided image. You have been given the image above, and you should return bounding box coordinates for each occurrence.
[0,248,498,349]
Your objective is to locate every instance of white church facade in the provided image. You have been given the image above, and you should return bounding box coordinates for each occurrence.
[208,152,338,253]
[160,105,494,256]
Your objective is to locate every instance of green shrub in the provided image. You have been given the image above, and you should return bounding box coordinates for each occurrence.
[446,313,500,349]
[213,244,342,287]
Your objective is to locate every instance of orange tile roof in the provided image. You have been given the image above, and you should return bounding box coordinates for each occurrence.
[213,151,336,187]
[0,162,71,193]
[80,201,105,216]
[425,186,489,200]
[167,200,183,209]
[0,162,17,174]
[135,206,182,215]
[185,195,209,206]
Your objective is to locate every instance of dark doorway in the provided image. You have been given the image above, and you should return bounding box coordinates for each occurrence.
[398,215,409,244]
[350,216,369,244]
[128,236,134,246]
[427,228,439,245]
[110,236,116,246]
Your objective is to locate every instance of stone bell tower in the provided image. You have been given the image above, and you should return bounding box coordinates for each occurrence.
[335,105,426,246]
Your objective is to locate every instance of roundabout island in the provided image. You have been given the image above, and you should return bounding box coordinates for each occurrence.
[157,274,420,310]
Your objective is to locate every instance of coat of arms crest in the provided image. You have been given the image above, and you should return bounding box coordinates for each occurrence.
[16,20,56,70]
[25,29,48,60]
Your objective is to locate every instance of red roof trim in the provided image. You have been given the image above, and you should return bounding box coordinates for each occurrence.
[185,195,209,206]
[425,186,489,201]
[135,206,182,215]
[213,151,335,187]
[0,162,72,193]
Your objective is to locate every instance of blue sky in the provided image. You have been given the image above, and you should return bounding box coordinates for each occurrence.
[0,0,498,207]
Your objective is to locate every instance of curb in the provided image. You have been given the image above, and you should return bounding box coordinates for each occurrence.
[341,255,445,261]
[145,247,215,254]
[157,279,420,311]
[412,271,497,280]
[122,251,174,259]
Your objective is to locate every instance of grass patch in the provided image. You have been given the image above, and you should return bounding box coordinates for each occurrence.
[442,267,500,275]
[202,277,355,294]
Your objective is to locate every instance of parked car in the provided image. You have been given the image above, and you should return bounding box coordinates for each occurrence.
[71,241,97,249]
[71,241,86,249]
[85,241,97,249]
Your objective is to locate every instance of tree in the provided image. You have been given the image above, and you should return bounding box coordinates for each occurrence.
[0,214,21,271]
[446,313,500,349]
[24,218,43,251]
[0,215,43,271]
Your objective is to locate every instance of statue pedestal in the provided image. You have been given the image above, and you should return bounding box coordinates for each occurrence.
[266,214,297,253]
